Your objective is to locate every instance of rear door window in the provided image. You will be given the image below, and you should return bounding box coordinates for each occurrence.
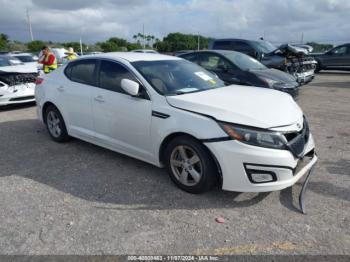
[197,53,233,71]
[180,53,200,64]
[67,59,97,86]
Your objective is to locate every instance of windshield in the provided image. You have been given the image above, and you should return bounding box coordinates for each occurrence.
[0,56,22,67]
[132,59,225,95]
[251,41,277,54]
[224,52,266,71]
[15,55,35,63]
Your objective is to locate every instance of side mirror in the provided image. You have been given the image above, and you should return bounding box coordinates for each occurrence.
[121,79,139,96]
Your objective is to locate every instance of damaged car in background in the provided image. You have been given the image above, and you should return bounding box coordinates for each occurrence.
[0,55,38,106]
[209,39,317,85]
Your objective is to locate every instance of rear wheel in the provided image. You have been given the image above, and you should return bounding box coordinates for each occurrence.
[45,105,70,142]
[164,136,218,194]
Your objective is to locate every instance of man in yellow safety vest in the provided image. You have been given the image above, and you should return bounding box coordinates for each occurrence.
[39,46,57,74]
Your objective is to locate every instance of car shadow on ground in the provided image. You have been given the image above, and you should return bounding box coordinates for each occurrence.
[0,102,36,111]
[317,71,350,75]
[0,118,335,212]
[308,81,350,88]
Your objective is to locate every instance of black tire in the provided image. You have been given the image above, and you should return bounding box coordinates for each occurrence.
[44,105,70,143]
[164,135,218,194]
[315,61,322,73]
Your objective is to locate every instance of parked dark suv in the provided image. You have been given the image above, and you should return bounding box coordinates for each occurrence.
[312,44,350,72]
[209,39,317,84]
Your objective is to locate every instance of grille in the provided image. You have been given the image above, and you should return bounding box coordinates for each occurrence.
[9,96,35,101]
[284,119,310,158]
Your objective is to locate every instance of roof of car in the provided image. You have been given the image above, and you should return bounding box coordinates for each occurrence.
[179,49,241,56]
[10,53,32,56]
[86,52,180,62]
[212,38,253,42]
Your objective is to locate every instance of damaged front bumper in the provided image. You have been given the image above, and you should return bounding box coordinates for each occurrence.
[0,83,36,106]
[0,71,37,106]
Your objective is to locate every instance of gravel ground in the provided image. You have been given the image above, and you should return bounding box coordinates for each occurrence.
[0,71,349,255]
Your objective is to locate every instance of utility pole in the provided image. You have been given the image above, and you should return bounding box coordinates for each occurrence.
[300,32,304,44]
[80,37,83,56]
[197,32,200,50]
[142,23,145,49]
[26,8,34,41]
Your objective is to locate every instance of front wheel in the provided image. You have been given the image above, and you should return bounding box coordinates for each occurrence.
[164,136,218,194]
[315,61,322,73]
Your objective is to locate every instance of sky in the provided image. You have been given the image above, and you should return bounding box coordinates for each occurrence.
[0,0,349,45]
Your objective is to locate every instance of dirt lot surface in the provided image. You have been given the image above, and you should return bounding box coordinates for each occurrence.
[0,71,349,255]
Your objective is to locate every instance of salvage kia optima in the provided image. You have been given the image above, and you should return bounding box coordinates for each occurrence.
[35,53,317,211]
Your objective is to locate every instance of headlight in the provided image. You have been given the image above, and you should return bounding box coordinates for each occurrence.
[259,77,289,89]
[219,122,287,149]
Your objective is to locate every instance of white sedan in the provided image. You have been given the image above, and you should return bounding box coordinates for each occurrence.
[35,52,317,196]
[0,55,38,106]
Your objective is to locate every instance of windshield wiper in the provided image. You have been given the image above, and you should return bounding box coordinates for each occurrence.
[174,89,204,95]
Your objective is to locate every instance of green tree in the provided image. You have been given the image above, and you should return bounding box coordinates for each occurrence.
[98,37,130,52]
[99,41,120,52]
[306,42,333,53]
[127,42,143,51]
[8,41,26,52]
[27,40,46,52]
[156,32,211,52]
[62,42,87,53]
[0,33,9,51]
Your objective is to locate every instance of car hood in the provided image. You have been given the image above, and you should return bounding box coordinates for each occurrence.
[0,64,37,73]
[166,85,303,129]
[249,68,297,83]
[277,44,309,56]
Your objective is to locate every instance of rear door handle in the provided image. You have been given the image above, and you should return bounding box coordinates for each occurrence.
[94,95,105,103]
[57,86,65,92]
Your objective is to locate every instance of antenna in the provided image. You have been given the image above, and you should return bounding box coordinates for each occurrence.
[26,8,34,41]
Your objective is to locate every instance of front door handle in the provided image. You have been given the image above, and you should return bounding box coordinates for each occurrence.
[57,86,65,92]
[94,95,105,103]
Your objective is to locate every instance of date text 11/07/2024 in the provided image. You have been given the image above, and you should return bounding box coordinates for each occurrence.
[127,255,219,261]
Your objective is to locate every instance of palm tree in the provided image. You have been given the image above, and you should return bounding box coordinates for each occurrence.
[154,38,160,49]
[150,35,155,48]
[146,35,152,47]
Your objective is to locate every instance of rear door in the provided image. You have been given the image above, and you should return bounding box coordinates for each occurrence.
[91,59,153,161]
[61,59,97,138]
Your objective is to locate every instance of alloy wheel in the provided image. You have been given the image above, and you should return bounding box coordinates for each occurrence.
[47,111,61,138]
[170,145,203,186]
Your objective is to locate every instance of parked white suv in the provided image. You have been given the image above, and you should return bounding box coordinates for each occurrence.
[35,52,317,195]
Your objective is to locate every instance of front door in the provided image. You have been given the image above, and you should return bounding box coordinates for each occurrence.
[324,45,350,68]
[91,60,153,161]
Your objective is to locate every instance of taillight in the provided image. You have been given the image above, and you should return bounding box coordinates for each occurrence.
[35,77,44,85]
